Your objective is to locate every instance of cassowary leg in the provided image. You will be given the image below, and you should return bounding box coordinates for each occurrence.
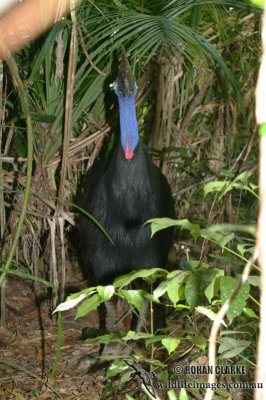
[104,300,116,332]
[136,298,150,332]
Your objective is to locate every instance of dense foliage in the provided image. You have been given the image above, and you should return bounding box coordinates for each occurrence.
[0,1,261,399]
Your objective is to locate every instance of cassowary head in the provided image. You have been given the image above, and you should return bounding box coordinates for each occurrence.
[114,49,139,160]
[115,48,137,97]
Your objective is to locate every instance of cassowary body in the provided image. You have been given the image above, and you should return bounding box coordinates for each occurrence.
[79,53,175,284]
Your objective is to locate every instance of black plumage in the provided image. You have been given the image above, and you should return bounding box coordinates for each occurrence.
[79,52,175,284]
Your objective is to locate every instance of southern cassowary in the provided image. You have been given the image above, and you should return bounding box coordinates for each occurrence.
[79,51,175,285]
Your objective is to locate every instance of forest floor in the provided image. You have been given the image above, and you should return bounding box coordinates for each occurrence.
[0,269,115,400]
[0,270,253,400]
[0,262,161,400]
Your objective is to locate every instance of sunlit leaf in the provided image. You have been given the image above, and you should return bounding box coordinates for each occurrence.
[161,337,181,355]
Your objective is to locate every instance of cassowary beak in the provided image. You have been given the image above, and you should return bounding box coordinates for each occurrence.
[116,48,137,97]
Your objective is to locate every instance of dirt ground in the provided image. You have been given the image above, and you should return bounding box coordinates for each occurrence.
[0,273,115,400]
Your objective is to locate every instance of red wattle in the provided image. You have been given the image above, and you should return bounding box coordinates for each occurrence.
[125,142,134,159]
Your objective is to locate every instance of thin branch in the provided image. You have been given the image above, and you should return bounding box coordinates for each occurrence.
[77,24,108,77]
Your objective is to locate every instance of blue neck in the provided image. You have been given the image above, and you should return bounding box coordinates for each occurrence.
[115,87,139,159]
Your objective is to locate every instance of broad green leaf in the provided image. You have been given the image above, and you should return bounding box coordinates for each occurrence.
[93,333,116,345]
[220,277,250,323]
[66,287,97,299]
[97,285,115,301]
[185,269,221,306]
[120,289,144,313]
[201,223,256,237]
[204,181,228,197]
[248,276,260,287]
[220,346,250,359]
[161,337,180,355]
[204,269,224,302]
[179,389,188,400]
[113,268,167,288]
[166,272,188,306]
[237,244,246,256]
[147,218,200,240]
[187,335,207,350]
[185,273,202,306]
[75,294,102,319]
[146,335,170,344]
[54,293,89,313]
[243,307,259,319]
[106,361,128,377]
[219,337,250,351]
[153,280,168,299]
[201,231,235,249]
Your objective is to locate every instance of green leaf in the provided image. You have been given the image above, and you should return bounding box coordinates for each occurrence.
[120,289,144,313]
[185,273,202,306]
[66,287,97,300]
[153,280,168,299]
[54,293,89,313]
[93,333,116,345]
[250,0,263,10]
[204,269,224,302]
[113,268,167,288]
[167,389,177,400]
[201,223,256,237]
[218,337,250,355]
[166,272,188,306]
[185,269,221,306]
[201,231,235,249]
[248,276,260,287]
[204,181,228,197]
[153,270,187,305]
[29,20,69,80]
[161,337,180,355]
[75,294,102,319]
[0,267,54,288]
[126,395,135,400]
[147,218,200,240]
[196,306,226,328]
[123,331,153,342]
[97,285,115,301]
[243,307,259,319]
[220,346,250,359]
[187,335,207,350]
[179,389,188,400]
[220,277,250,323]
[146,335,172,346]
[204,172,257,200]
[106,361,127,377]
